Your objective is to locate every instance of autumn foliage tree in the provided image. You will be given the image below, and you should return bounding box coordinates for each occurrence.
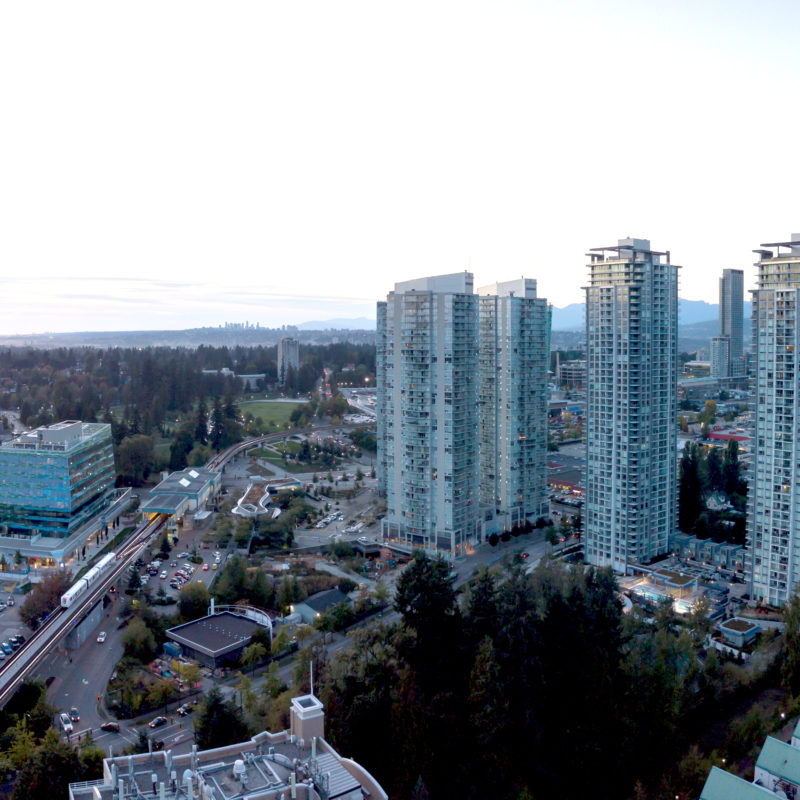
[19,569,72,630]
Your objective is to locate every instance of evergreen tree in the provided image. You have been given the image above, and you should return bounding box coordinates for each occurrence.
[195,399,208,445]
[210,397,225,450]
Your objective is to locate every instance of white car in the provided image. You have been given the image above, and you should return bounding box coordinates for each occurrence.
[60,713,73,734]
[97,631,107,643]
[160,571,168,579]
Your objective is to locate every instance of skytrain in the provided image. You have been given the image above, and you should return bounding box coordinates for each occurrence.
[60,552,117,608]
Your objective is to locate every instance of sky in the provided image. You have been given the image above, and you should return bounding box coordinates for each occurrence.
[1,0,799,334]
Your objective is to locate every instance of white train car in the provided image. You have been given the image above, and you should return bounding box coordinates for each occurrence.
[60,551,118,608]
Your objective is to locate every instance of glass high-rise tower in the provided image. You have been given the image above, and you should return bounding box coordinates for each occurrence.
[377,272,480,557]
[477,279,550,527]
[717,268,745,377]
[749,234,800,606]
[584,238,679,573]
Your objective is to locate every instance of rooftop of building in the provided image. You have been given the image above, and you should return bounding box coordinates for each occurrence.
[167,611,266,657]
[700,766,777,800]
[393,271,474,295]
[1,420,111,454]
[69,694,386,800]
[140,493,189,515]
[151,467,219,497]
[297,588,349,614]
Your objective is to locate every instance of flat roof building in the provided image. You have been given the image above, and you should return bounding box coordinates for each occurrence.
[142,467,221,516]
[0,421,115,540]
[166,610,270,668]
[69,691,388,800]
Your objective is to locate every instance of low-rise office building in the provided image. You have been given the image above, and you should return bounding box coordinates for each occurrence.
[0,420,115,540]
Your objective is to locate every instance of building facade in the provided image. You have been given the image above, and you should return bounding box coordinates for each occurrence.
[584,238,679,572]
[0,421,115,539]
[556,359,587,389]
[749,234,800,606]
[378,272,481,557]
[710,335,731,379]
[720,267,745,376]
[478,279,550,527]
[277,337,300,385]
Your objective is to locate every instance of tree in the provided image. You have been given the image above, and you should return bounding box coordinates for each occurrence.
[679,444,703,532]
[122,616,157,662]
[783,587,800,693]
[195,687,249,750]
[178,582,210,621]
[723,439,741,495]
[11,728,83,800]
[117,435,155,486]
[195,399,209,446]
[19,569,72,630]
[241,642,267,676]
[706,447,723,493]
[169,424,194,472]
[210,397,225,451]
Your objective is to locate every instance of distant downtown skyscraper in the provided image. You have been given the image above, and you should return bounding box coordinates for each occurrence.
[749,234,800,606]
[712,268,745,378]
[376,272,550,557]
[584,238,679,572]
[477,279,550,527]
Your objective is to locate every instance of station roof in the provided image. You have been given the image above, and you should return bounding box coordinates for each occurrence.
[151,467,219,498]
[140,493,188,516]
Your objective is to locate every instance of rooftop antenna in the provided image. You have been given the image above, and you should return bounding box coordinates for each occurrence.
[310,660,314,696]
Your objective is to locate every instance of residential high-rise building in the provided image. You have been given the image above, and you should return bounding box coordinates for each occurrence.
[277,337,300,385]
[720,268,745,376]
[377,272,481,557]
[477,278,551,527]
[710,335,731,379]
[584,238,679,572]
[0,421,115,539]
[749,234,800,606]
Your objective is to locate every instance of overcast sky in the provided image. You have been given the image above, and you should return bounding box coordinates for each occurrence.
[1,0,798,333]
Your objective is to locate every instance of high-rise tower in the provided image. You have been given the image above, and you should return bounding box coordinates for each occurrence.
[584,238,679,572]
[377,272,480,557]
[718,268,745,376]
[749,234,800,606]
[477,279,551,527]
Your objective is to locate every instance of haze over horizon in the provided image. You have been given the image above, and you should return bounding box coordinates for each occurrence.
[2,0,798,334]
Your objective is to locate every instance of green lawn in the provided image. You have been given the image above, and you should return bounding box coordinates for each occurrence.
[237,400,305,427]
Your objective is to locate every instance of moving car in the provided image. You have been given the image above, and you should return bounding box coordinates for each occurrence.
[6,596,15,607]
[69,707,80,723]
[148,716,167,729]
[176,703,194,716]
[97,631,107,643]
[100,721,120,733]
[60,713,73,734]
[202,564,209,571]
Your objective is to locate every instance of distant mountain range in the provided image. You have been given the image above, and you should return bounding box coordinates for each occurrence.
[551,299,752,331]
[310,300,753,334]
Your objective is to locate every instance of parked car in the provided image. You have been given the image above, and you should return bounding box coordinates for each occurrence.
[202,564,209,571]
[148,716,167,729]
[160,571,168,580]
[5,596,13,606]
[10,635,24,647]
[1,642,12,655]
[60,713,73,734]
[100,721,120,733]
[69,707,80,723]
[97,631,107,643]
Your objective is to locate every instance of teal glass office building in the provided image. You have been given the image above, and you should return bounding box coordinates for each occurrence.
[0,421,115,539]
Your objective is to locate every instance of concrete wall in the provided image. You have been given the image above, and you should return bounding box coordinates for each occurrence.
[65,597,104,650]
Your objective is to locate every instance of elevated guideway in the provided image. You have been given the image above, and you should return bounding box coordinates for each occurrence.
[0,514,166,709]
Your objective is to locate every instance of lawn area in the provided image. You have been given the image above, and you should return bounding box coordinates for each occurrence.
[237,400,305,427]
